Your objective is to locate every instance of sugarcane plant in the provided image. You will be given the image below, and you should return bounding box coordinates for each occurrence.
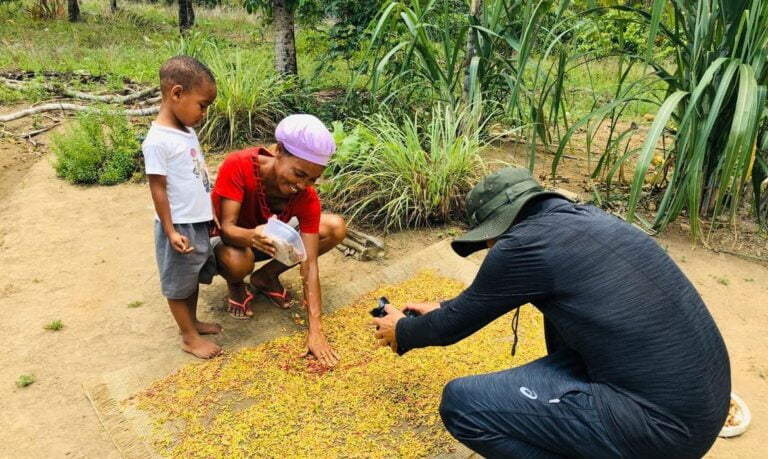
[572,0,768,237]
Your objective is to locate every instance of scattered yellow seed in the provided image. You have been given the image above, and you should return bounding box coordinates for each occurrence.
[135,270,546,457]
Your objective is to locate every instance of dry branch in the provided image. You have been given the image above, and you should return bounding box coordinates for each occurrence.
[0,122,61,138]
[0,103,159,122]
[1,77,159,104]
[58,85,158,103]
[139,95,162,106]
[336,228,386,261]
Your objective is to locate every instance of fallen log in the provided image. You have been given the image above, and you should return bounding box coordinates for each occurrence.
[1,78,159,104]
[336,227,386,261]
[139,95,162,106]
[0,122,60,139]
[0,103,159,123]
[57,85,159,103]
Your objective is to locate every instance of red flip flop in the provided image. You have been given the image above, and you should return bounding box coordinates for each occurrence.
[259,288,290,309]
[227,290,254,320]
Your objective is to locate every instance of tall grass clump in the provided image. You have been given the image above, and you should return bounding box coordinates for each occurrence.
[199,50,292,148]
[321,104,487,231]
[164,30,222,60]
[52,111,143,185]
[162,31,291,148]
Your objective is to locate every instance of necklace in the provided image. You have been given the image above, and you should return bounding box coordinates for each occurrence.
[251,152,294,222]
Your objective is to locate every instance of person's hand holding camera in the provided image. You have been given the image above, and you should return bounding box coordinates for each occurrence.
[403,302,440,315]
[371,304,405,353]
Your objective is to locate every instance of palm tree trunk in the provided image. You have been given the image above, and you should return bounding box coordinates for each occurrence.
[178,0,195,33]
[67,0,79,22]
[462,0,482,103]
[273,0,298,77]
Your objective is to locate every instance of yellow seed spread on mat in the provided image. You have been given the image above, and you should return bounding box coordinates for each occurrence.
[135,270,546,458]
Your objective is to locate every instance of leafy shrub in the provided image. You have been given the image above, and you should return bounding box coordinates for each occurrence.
[571,9,674,59]
[321,105,487,231]
[52,112,143,186]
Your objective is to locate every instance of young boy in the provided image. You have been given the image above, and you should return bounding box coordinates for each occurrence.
[143,56,221,359]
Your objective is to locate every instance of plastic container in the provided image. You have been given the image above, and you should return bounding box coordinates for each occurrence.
[263,217,307,266]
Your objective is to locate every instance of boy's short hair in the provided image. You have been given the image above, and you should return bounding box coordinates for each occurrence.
[159,56,215,95]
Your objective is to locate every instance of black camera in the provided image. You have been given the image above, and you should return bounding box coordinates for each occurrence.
[370,296,420,318]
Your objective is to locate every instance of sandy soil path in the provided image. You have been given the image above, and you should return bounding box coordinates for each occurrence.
[0,158,765,458]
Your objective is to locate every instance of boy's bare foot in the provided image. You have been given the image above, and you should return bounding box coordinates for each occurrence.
[181,334,222,359]
[250,271,290,309]
[194,321,223,335]
[178,322,223,335]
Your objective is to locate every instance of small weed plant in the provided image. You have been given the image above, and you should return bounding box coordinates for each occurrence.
[52,111,144,186]
[44,320,63,331]
[16,374,35,388]
[715,276,730,286]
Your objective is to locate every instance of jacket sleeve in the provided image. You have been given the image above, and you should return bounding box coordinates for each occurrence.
[396,235,552,355]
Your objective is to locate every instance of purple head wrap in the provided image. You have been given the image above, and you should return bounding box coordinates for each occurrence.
[274,114,336,166]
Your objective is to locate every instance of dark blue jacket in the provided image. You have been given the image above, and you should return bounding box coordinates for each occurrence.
[397,197,730,458]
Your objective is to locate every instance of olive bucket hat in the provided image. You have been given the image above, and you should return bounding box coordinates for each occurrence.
[451,167,573,257]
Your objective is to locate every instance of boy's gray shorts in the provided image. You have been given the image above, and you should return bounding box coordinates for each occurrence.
[154,221,216,300]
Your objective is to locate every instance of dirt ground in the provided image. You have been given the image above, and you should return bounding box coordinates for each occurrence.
[0,138,766,457]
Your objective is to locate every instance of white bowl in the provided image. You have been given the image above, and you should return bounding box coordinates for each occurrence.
[263,217,307,266]
[719,392,751,438]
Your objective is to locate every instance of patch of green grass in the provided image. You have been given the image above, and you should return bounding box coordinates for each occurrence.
[0,0,347,91]
[44,320,63,331]
[744,278,755,282]
[16,374,35,388]
[0,0,264,84]
[576,59,667,121]
[0,78,49,104]
[715,276,730,286]
[436,227,463,239]
[127,300,144,308]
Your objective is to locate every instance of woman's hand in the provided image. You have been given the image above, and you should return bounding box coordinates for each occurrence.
[302,331,340,367]
[372,304,405,353]
[403,302,441,315]
[251,224,276,256]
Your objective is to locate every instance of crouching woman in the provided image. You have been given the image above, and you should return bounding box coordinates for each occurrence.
[212,114,346,367]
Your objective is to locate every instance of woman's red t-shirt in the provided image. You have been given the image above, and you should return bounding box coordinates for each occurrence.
[212,147,321,234]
